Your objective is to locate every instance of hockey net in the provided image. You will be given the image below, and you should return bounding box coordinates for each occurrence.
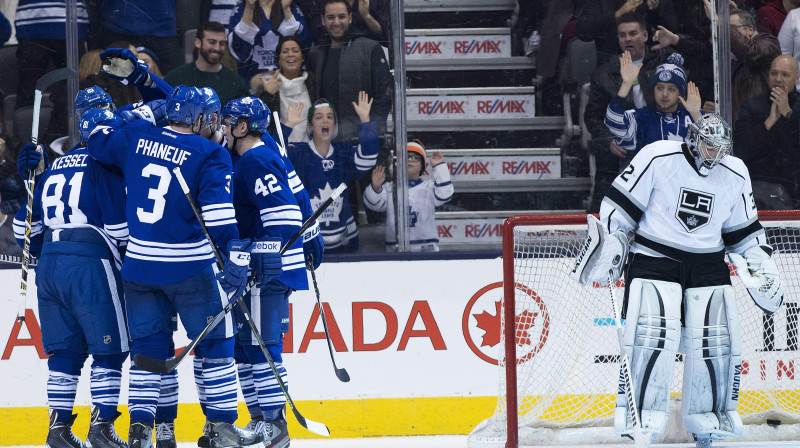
[468,212,800,447]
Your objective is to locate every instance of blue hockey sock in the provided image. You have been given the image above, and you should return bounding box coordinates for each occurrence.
[48,350,88,423]
[193,356,207,416]
[236,363,261,420]
[252,362,288,421]
[91,353,126,420]
[129,333,170,425]
[155,370,178,423]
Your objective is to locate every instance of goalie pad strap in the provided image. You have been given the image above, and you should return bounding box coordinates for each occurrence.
[681,285,743,439]
[614,278,682,437]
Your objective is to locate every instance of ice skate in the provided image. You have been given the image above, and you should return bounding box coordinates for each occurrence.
[155,422,176,448]
[695,435,712,448]
[128,423,153,448]
[86,407,126,448]
[46,411,87,448]
[203,421,265,448]
[261,417,289,448]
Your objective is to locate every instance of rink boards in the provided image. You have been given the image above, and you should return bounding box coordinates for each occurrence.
[1,256,798,445]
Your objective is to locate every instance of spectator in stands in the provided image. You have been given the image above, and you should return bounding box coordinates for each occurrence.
[584,13,673,212]
[0,191,22,257]
[97,0,183,74]
[309,0,388,44]
[252,36,315,141]
[308,0,392,143]
[730,8,782,123]
[227,0,312,84]
[0,11,10,47]
[136,47,163,78]
[605,53,703,163]
[15,0,89,142]
[165,21,249,105]
[576,0,679,66]
[78,49,103,81]
[651,23,715,112]
[364,140,454,252]
[80,41,142,109]
[758,0,800,36]
[778,7,800,89]
[284,93,378,253]
[734,54,800,208]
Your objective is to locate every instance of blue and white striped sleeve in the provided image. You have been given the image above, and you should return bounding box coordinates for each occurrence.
[604,96,638,152]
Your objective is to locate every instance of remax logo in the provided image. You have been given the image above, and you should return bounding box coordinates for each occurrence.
[462,282,550,365]
[417,100,466,115]
[405,41,443,55]
[502,161,552,175]
[454,40,502,54]
[465,223,502,238]
[477,99,527,114]
[448,161,491,175]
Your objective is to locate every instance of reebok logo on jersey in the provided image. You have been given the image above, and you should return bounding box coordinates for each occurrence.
[676,188,714,232]
[253,241,280,253]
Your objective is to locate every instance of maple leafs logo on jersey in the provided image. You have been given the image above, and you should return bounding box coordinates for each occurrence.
[676,187,714,232]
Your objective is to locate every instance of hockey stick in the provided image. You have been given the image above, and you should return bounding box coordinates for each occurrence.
[307,255,350,382]
[18,68,79,322]
[607,271,651,448]
[273,111,286,152]
[1,254,38,266]
[134,170,344,374]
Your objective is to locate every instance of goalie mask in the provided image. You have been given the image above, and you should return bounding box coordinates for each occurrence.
[685,113,732,177]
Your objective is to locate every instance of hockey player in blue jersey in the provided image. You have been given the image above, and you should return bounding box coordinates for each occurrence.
[86,85,281,448]
[13,108,129,448]
[222,96,306,448]
[283,91,378,253]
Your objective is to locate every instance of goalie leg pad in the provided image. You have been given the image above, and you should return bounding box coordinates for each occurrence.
[570,214,629,286]
[614,278,682,437]
[681,285,744,440]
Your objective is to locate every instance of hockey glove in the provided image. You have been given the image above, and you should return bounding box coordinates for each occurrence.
[250,237,282,284]
[570,214,629,286]
[100,48,151,86]
[17,143,47,178]
[216,239,253,299]
[303,221,324,270]
[120,99,167,126]
[729,245,784,314]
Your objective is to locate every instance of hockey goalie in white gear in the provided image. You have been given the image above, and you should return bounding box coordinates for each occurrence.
[574,113,786,447]
[570,214,629,286]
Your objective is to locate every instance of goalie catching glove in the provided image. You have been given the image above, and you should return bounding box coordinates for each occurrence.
[100,48,151,86]
[570,214,629,286]
[729,245,784,314]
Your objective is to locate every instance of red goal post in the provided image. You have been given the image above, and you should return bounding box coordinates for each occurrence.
[468,211,800,448]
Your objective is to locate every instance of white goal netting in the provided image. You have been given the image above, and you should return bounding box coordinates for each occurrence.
[468,213,800,447]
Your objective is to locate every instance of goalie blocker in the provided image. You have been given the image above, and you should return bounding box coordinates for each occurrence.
[571,214,629,286]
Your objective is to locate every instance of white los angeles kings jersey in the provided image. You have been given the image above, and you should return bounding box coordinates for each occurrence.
[600,140,766,263]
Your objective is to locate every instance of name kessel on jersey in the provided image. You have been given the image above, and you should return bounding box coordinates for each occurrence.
[676,187,714,232]
[135,138,191,166]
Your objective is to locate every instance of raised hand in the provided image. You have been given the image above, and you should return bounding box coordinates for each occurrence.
[702,100,716,114]
[352,90,374,123]
[430,150,444,167]
[679,81,702,120]
[359,0,371,17]
[371,164,386,191]
[616,0,643,17]
[652,25,679,50]
[771,87,792,117]
[262,70,282,95]
[285,101,307,128]
[617,51,641,98]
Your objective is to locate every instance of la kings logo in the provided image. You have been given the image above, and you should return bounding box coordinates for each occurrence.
[676,188,714,232]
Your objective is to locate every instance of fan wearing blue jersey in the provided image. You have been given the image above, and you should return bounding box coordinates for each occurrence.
[284,91,378,253]
[87,86,273,448]
[222,96,304,448]
[13,107,129,448]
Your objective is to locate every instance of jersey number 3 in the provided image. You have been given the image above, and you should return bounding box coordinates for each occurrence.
[138,163,171,224]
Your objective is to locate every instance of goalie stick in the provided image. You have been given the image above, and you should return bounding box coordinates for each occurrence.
[608,271,651,448]
[307,254,350,382]
[18,68,79,322]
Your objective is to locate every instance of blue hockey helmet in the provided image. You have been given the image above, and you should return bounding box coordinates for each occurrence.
[79,109,123,142]
[166,85,205,127]
[221,96,270,134]
[75,86,115,118]
[200,87,221,127]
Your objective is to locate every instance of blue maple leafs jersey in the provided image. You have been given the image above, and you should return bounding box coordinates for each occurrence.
[262,132,314,223]
[287,121,379,250]
[13,146,128,266]
[233,141,307,290]
[88,120,238,284]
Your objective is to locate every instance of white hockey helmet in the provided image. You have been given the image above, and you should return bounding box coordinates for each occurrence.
[685,113,732,176]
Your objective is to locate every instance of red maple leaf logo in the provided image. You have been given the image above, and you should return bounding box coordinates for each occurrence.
[473,301,539,348]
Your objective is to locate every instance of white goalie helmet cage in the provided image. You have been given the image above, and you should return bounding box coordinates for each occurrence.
[685,113,733,175]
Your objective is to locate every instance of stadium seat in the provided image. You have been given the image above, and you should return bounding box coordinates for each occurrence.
[176,0,202,37]
[3,93,16,141]
[183,29,197,64]
[13,96,53,145]
[0,45,19,100]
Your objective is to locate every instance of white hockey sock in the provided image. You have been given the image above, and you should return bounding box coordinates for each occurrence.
[48,371,80,421]
[155,370,178,423]
[252,362,288,421]
[90,366,122,417]
[202,360,238,422]
[237,363,261,420]
[129,367,162,423]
